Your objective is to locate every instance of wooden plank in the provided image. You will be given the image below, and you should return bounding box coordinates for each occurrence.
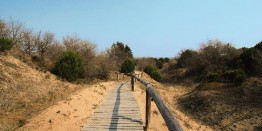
[82,82,143,131]
[131,74,183,131]
[145,90,151,131]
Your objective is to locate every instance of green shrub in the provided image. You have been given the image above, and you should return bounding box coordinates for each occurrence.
[156,60,163,69]
[254,41,262,51]
[120,59,135,73]
[0,38,13,52]
[151,71,162,81]
[144,65,162,81]
[240,48,262,76]
[52,51,84,81]
[206,72,220,82]
[164,57,170,63]
[223,69,247,84]
[176,49,197,68]
[144,65,155,76]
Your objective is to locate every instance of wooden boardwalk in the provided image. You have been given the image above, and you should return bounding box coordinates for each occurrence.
[82,82,144,131]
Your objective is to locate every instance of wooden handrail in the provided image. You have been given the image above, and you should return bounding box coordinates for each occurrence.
[130,74,183,131]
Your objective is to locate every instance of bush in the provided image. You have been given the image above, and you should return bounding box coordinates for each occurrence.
[144,65,162,81]
[176,49,197,68]
[120,59,135,73]
[223,69,247,84]
[52,51,84,81]
[155,60,163,69]
[240,48,262,76]
[206,72,220,82]
[254,41,262,51]
[0,38,13,52]
[151,71,162,81]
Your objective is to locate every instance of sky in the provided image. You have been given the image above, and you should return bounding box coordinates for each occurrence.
[0,0,261,57]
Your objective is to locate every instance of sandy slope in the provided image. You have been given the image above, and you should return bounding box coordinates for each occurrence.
[18,81,116,131]
[133,72,214,131]
[0,55,212,131]
[0,55,87,130]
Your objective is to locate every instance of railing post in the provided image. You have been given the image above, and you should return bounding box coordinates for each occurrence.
[145,90,151,131]
[116,72,119,81]
[131,76,134,91]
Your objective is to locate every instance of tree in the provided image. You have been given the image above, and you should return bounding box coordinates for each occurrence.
[35,32,54,58]
[120,59,135,73]
[124,45,133,58]
[0,19,9,39]
[176,49,197,68]
[240,48,262,76]
[62,35,96,77]
[52,51,84,81]
[254,41,262,51]
[0,38,13,52]
[0,19,23,47]
[20,30,35,54]
[155,60,163,69]
[108,41,134,71]
[8,19,23,46]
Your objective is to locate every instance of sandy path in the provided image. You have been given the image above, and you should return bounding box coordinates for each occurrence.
[18,81,117,131]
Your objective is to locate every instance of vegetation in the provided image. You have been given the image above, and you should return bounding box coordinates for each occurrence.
[240,47,262,76]
[0,38,13,52]
[223,69,247,84]
[160,40,262,85]
[176,49,197,68]
[120,59,135,73]
[144,65,162,81]
[52,51,84,81]
[0,18,137,81]
[1,18,261,84]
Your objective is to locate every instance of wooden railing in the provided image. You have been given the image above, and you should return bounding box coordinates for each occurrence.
[130,74,183,131]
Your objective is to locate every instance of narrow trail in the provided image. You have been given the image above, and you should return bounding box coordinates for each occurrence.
[82,82,143,131]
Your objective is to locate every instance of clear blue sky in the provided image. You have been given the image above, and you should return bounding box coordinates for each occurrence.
[0,0,261,57]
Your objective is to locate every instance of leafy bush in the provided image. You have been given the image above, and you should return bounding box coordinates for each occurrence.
[206,72,220,82]
[144,65,162,81]
[240,48,262,76]
[0,38,13,52]
[223,69,247,84]
[151,71,162,81]
[155,60,163,69]
[120,59,135,73]
[254,41,262,51]
[52,51,84,81]
[176,49,197,68]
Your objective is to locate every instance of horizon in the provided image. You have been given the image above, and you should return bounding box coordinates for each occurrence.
[0,0,261,57]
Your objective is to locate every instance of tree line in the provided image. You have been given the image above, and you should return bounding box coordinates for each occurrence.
[170,40,262,84]
[0,18,135,81]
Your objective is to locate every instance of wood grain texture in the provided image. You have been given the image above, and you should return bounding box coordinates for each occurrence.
[82,82,143,131]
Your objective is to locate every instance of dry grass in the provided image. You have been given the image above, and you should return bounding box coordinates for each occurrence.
[0,55,84,130]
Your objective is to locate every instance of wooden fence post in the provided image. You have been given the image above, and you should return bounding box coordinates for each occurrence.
[145,90,151,131]
[131,76,134,91]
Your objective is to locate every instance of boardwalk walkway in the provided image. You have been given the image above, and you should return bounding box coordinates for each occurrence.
[82,82,144,131]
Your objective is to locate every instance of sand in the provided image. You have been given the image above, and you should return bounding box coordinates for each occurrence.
[18,81,117,131]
